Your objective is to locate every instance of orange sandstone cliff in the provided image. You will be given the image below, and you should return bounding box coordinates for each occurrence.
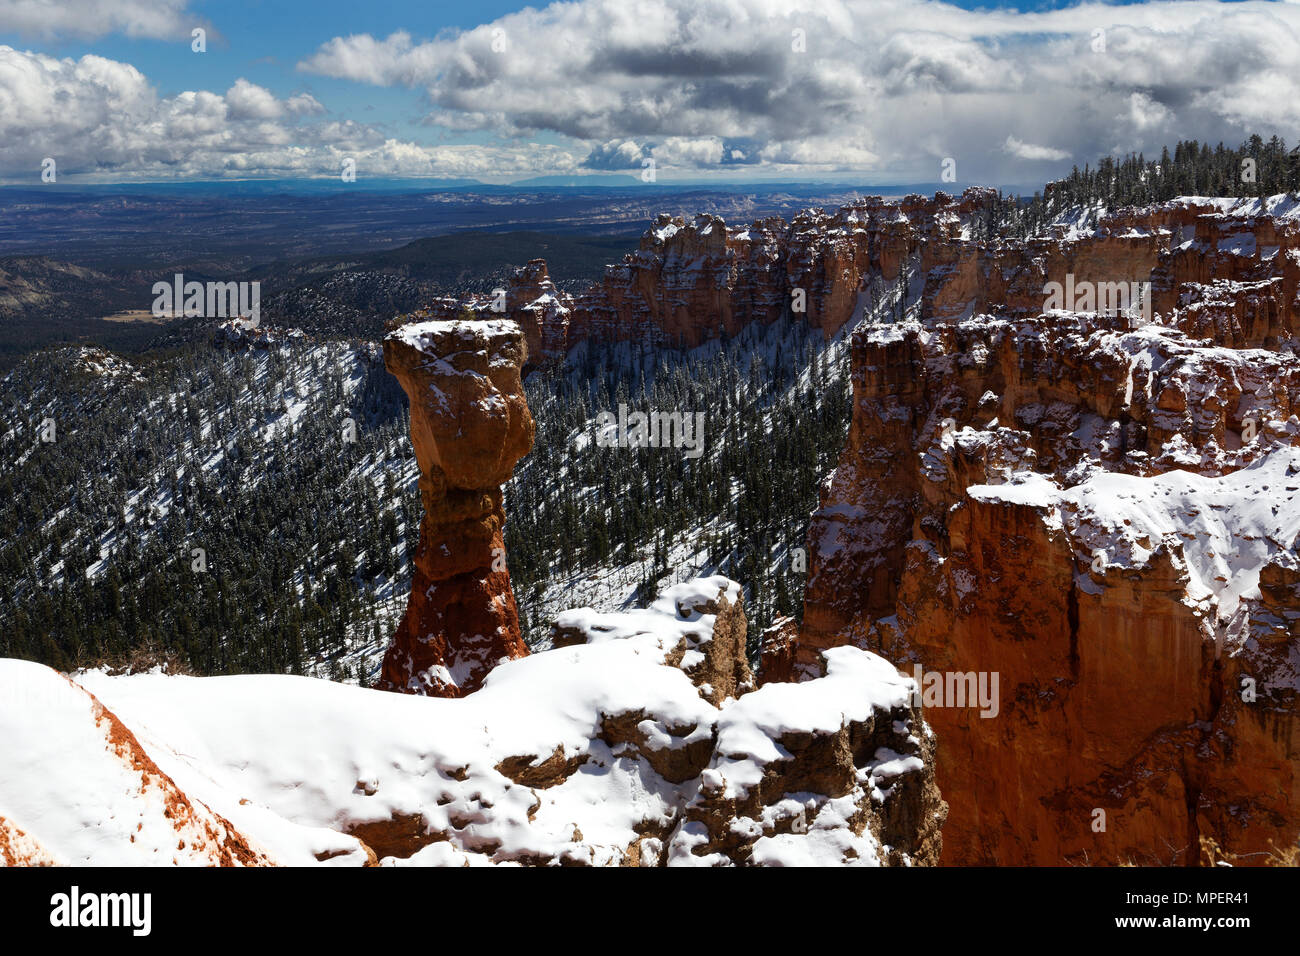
[377,318,535,697]
[397,189,1001,365]
[796,197,1300,865]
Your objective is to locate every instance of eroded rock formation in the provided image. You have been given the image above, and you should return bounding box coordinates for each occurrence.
[378,318,535,697]
[396,189,1002,366]
[400,193,1300,382]
[796,196,1300,865]
[391,192,1300,865]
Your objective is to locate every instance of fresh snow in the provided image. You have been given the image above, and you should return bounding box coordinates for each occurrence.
[969,445,1300,635]
[2,577,930,867]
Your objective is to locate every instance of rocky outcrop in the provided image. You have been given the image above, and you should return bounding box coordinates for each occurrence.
[377,319,535,697]
[213,315,306,349]
[756,615,799,685]
[391,259,574,366]
[540,580,944,867]
[795,194,1300,865]
[400,193,1300,376]
[11,579,945,867]
[396,189,1004,367]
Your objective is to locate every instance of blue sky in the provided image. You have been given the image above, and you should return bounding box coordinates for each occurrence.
[0,0,1294,185]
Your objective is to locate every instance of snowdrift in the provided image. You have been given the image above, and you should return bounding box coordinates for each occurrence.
[0,577,944,867]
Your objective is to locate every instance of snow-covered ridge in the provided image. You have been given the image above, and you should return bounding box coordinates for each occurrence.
[972,445,1300,639]
[1169,194,1300,222]
[1,577,943,867]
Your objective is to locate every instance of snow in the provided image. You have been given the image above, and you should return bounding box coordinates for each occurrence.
[652,221,681,242]
[970,445,1300,634]
[0,661,283,865]
[389,318,522,355]
[4,576,931,867]
[967,471,1061,507]
[1173,194,1300,222]
[707,646,914,800]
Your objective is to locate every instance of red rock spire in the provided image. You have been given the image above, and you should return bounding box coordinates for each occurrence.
[378,318,534,697]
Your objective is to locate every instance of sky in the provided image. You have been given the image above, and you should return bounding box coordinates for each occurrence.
[0,0,1297,186]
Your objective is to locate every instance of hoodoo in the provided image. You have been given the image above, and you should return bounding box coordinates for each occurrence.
[377,319,535,697]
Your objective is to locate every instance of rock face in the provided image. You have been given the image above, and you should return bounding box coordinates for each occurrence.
[377,319,535,697]
[10,579,945,867]
[395,189,1003,367]
[398,194,1300,380]
[796,194,1300,865]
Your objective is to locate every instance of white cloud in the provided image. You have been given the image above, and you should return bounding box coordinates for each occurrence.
[1003,136,1070,162]
[0,0,198,41]
[226,79,285,120]
[297,0,1300,181]
[6,0,1300,182]
[582,139,647,170]
[285,92,325,116]
[0,46,580,183]
[651,137,726,168]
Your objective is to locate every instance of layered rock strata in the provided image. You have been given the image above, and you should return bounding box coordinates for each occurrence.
[399,189,1001,366]
[798,269,1300,863]
[399,194,1300,374]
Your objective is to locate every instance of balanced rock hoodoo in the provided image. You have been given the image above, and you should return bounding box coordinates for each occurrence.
[378,319,535,697]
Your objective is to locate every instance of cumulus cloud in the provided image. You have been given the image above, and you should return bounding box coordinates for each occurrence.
[7,0,1300,183]
[1003,137,1070,162]
[582,139,647,170]
[0,46,579,183]
[0,0,198,40]
[226,79,285,120]
[297,0,1300,181]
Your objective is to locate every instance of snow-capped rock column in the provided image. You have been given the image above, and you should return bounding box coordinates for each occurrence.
[378,319,535,697]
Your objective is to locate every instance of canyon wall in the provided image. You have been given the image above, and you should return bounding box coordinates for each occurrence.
[398,189,1000,364]
[377,319,535,697]
[406,192,1297,371]
[798,197,1300,865]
